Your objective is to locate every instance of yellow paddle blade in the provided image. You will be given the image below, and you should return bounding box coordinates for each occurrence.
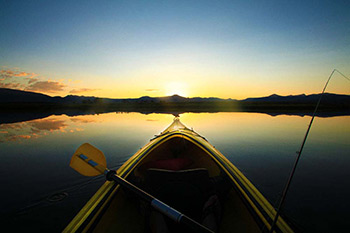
[70,143,107,176]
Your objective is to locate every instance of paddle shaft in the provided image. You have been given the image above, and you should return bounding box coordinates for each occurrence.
[106,171,214,233]
[75,152,213,232]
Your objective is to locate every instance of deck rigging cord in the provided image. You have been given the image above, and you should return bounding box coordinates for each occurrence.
[268,69,350,233]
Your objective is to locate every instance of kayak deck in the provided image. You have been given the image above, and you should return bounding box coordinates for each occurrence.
[90,135,261,232]
[64,118,294,233]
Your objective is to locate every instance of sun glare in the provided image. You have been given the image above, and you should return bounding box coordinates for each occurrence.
[165,82,188,97]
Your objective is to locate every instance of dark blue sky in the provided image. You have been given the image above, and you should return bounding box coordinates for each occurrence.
[1,0,349,98]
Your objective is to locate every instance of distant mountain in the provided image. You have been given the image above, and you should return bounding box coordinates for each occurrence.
[0,88,65,103]
[242,93,350,105]
[0,88,99,104]
[0,88,349,107]
[126,94,231,103]
[1,88,349,124]
[61,95,97,104]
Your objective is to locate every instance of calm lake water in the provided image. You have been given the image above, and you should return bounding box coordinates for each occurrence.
[1,112,349,232]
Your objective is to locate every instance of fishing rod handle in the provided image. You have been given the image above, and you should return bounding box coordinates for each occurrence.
[151,199,214,233]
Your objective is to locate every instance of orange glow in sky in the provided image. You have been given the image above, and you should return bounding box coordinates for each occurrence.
[1,1,349,99]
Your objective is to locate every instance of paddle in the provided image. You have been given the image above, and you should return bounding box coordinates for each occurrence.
[70,143,214,233]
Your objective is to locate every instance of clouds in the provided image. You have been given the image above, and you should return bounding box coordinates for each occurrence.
[1,68,42,91]
[69,88,99,94]
[0,82,22,89]
[13,72,29,77]
[25,80,67,93]
[0,69,37,78]
[0,68,94,96]
[0,68,67,93]
[145,89,159,92]
[28,78,39,84]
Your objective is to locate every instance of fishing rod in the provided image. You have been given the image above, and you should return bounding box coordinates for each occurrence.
[268,69,350,233]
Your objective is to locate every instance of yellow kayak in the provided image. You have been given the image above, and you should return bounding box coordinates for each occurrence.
[64,117,294,233]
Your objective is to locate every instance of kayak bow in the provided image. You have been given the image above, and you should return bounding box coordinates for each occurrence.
[64,117,294,233]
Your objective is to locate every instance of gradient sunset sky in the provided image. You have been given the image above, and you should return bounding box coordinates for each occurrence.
[1,0,349,99]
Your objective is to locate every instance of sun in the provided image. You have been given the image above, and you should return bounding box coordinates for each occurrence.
[165,82,188,97]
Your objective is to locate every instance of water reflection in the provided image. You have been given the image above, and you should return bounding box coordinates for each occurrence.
[0,117,78,142]
[1,112,348,154]
[0,112,349,232]
[0,113,175,143]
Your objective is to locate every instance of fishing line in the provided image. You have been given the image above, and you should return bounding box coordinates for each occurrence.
[268,69,350,233]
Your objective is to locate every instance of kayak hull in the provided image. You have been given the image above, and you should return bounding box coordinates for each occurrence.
[64,118,294,233]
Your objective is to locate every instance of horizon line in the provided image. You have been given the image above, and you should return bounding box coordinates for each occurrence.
[1,87,347,101]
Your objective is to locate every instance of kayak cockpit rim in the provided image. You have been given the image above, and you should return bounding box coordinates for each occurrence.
[64,118,294,233]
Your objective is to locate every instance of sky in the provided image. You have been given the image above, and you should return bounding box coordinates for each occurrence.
[1,0,349,99]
